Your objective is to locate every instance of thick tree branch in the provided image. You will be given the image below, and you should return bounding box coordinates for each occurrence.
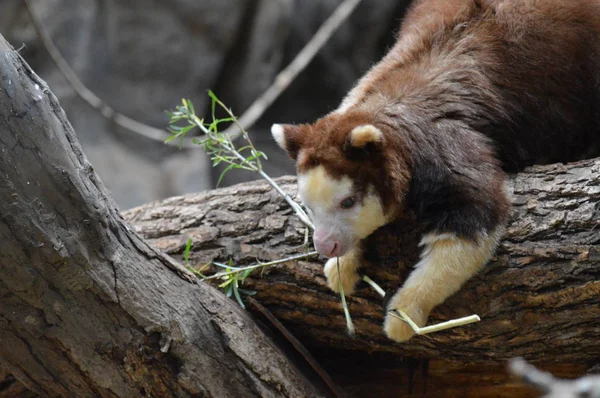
[0,36,325,397]
[125,161,600,362]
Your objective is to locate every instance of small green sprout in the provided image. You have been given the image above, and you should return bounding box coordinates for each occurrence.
[166,92,355,331]
[183,238,192,265]
[338,258,355,336]
[167,93,267,186]
[215,260,256,309]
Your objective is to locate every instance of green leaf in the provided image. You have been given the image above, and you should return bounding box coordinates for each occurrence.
[187,99,195,116]
[168,125,184,133]
[183,238,192,264]
[208,90,217,122]
[217,164,237,187]
[232,279,245,309]
[240,268,254,283]
[169,115,185,123]
[165,134,179,143]
[219,277,234,289]
[236,145,252,153]
[207,90,218,102]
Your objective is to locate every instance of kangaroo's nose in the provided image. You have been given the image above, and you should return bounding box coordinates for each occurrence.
[314,238,341,258]
[329,241,341,258]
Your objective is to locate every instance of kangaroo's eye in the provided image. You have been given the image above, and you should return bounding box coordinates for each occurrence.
[340,196,356,209]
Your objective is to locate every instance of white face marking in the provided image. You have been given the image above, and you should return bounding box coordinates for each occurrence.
[298,165,388,257]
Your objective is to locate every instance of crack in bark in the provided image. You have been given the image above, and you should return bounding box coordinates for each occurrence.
[110,260,121,305]
[12,332,65,395]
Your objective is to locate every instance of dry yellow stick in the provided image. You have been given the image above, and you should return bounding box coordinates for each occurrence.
[362,275,481,335]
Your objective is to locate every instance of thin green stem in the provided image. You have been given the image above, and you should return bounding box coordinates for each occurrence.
[394,310,421,332]
[364,275,482,335]
[203,251,318,281]
[416,315,481,335]
[257,169,314,229]
[362,275,386,297]
[338,258,355,336]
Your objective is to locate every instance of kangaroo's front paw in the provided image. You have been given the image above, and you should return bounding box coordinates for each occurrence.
[324,255,361,295]
[383,290,429,342]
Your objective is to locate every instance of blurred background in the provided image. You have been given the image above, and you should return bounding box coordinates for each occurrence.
[0,0,412,210]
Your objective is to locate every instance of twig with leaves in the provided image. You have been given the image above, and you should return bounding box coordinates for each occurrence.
[168,92,481,337]
[168,94,316,308]
[168,92,314,229]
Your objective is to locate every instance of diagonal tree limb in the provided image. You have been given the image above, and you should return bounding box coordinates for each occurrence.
[24,0,364,147]
[222,0,364,140]
[23,0,196,147]
[0,34,327,398]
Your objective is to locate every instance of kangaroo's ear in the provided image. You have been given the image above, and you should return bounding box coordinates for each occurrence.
[348,125,384,148]
[271,123,307,160]
[343,124,384,159]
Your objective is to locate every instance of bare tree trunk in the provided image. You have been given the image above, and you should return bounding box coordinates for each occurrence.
[126,162,600,362]
[0,36,325,398]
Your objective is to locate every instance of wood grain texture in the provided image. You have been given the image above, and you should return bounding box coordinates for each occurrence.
[0,36,324,398]
[125,162,600,363]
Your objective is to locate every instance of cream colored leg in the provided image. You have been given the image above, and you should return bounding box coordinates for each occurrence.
[324,247,362,295]
[384,228,503,342]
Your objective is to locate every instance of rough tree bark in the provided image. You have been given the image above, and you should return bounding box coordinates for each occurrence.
[0,37,326,397]
[123,163,600,397]
[126,166,600,363]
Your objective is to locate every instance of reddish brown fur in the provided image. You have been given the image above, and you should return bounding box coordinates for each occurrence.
[275,0,600,342]
[287,110,411,215]
[280,0,600,239]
